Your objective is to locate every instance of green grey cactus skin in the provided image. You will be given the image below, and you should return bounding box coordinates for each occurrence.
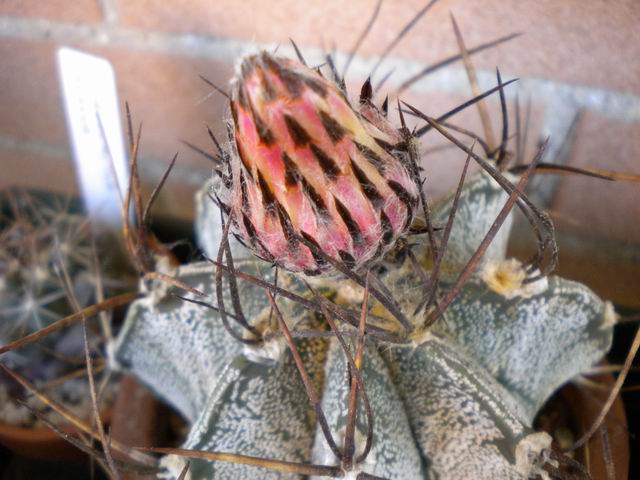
[310,341,424,479]
[383,340,550,479]
[113,261,283,422]
[169,344,326,479]
[387,169,615,423]
[111,171,615,479]
[114,260,328,479]
[431,276,614,423]
[429,170,515,280]
[195,178,249,262]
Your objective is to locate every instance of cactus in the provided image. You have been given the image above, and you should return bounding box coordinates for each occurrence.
[113,160,615,478]
[0,189,131,427]
[0,191,92,374]
[73,8,628,480]
[103,1,633,469]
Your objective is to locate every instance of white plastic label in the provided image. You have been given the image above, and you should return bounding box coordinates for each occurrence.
[57,47,128,227]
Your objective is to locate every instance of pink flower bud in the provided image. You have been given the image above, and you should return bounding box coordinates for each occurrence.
[221,52,419,275]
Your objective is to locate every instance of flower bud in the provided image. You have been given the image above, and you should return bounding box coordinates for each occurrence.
[222,52,419,275]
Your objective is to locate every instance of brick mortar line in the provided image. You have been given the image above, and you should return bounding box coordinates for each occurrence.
[97,0,118,25]
[138,155,213,187]
[1,16,638,205]
[1,16,639,122]
[0,134,69,158]
[0,135,212,187]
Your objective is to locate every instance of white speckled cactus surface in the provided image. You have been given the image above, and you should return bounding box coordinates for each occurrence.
[112,166,615,479]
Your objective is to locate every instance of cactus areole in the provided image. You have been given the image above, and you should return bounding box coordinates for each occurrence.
[221,52,420,275]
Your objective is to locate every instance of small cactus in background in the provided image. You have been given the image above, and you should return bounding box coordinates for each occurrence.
[0,190,130,426]
[0,192,92,369]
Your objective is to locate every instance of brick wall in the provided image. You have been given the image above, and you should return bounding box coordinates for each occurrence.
[1,1,639,253]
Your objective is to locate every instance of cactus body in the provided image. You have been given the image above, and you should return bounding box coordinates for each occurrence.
[429,170,515,279]
[112,167,616,479]
[111,47,619,480]
[114,258,591,479]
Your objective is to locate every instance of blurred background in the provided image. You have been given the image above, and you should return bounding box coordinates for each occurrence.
[0,2,638,293]
[0,1,639,478]
[0,0,637,275]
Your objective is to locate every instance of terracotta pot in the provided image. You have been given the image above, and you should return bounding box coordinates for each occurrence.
[110,374,174,479]
[0,407,112,462]
[538,370,629,479]
[562,375,630,480]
